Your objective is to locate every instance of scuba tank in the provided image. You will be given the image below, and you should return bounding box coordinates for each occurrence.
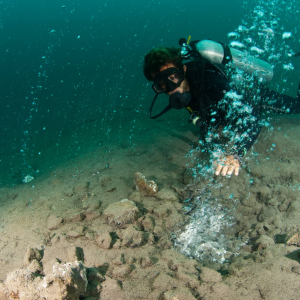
[178,37,274,127]
[194,40,273,83]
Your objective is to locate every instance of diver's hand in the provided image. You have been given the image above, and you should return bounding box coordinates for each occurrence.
[215,155,240,176]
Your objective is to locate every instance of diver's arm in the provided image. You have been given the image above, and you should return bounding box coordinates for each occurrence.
[214,82,300,176]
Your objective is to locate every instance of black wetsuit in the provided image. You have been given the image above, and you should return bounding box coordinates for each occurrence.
[184,59,300,156]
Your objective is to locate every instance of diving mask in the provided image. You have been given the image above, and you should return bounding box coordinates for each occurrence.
[149,67,191,119]
[152,67,184,94]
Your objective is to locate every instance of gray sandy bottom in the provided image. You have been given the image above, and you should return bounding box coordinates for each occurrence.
[0,115,300,299]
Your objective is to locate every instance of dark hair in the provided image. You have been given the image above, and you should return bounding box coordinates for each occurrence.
[143,46,182,81]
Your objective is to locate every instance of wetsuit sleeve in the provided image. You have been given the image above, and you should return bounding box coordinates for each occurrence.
[213,99,262,157]
[220,84,300,157]
[202,70,262,157]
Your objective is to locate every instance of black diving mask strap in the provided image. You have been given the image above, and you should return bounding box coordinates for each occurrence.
[149,93,172,119]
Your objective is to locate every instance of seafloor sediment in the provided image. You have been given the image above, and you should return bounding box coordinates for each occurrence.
[0,115,300,299]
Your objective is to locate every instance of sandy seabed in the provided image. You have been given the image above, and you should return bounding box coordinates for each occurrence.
[0,114,300,300]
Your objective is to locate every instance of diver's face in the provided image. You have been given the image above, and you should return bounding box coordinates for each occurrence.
[155,63,190,96]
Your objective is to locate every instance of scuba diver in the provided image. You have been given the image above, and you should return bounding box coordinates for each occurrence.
[143,38,300,177]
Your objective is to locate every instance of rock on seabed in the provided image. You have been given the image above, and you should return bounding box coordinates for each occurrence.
[134,172,158,197]
[103,199,139,228]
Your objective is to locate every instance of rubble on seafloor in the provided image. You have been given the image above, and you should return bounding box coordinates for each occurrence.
[2,146,300,300]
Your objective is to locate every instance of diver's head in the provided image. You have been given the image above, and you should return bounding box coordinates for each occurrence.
[143,46,182,81]
[143,47,190,95]
[144,47,191,118]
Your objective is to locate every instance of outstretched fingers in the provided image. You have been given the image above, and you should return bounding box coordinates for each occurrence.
[214,155,240,177]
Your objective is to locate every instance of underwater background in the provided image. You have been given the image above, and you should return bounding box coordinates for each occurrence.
[3,0,299,186]
[1,1,300,298]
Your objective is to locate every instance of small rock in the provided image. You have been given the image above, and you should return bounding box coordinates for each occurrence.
[51,236,60,245]
[127,257,136,265]
[134,172,158,197]
[47,215,64,230]
[255,234,275,250]
[267,197,280,206]
[5,269,39,298]
[112,255,124,266]
[257,206,280,224]
[100,176,112,188]
[84,210,101,221]
[287,199,300,215]
[147,271,160,280]
[101,277,123,299]
[165,211,183,229]
[82,198,101,210]
[153,226,163,237]
[153,206,168,218]
[67,225,84,238]
[119,225,148,248]
[241,245,253,253]
[142,215,155,232]
[85,231,95,240]
[211,282,237,300]
[256,187,271,203]
[51,234,67,245]
[241,195,257,207]
[148,233,155,245]
[153,273,179,291]
[42,258,62,276]
[63,186,74,197]
[168,260,179,271]
[112,265,132,280]
[103,199,139,228]
[156,188,178,201]
[27,259,43,273]
[24,247,43,265]
[171,181,186,198]
[140,256,153,268]
[278,199,290,212]
[177,271,199,289]
[200,267,222,283]
[40,261,88,299]
[69,212,85,223]
[157,237,172,250]
[95,231,112,249]
[67,231,83,238]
